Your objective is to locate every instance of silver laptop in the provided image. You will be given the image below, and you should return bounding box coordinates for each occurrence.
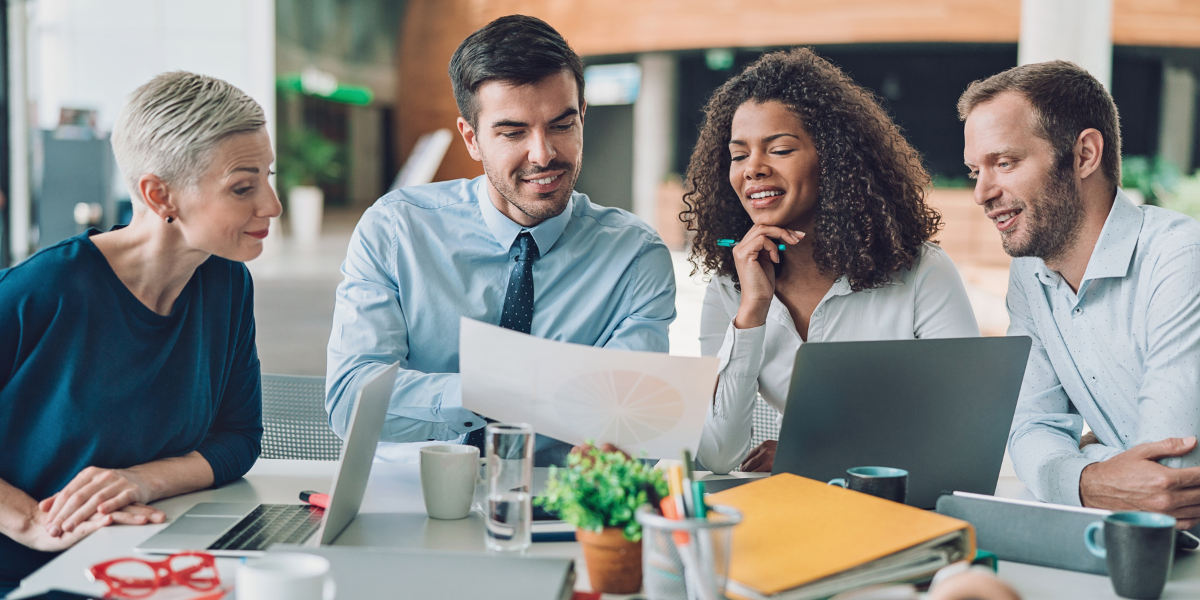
[137,363,398,556]
[771,337,1031,508]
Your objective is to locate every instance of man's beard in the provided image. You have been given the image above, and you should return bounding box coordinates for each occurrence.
[483,158,580,223]
[994,161,1084,263]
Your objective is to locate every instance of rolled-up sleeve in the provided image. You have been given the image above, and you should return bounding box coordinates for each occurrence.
[325,205,480,443]
[696,279,765,474]
[1006,266,1096,506]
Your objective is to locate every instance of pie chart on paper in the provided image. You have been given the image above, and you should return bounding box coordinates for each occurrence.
[555,370,686,446]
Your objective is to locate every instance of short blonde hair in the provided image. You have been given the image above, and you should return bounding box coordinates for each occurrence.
[112,71,265,204]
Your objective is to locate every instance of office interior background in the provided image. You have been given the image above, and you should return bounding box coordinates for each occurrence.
[0,0,1198,379]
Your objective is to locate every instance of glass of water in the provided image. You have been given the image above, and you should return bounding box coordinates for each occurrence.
[484,422,534,552]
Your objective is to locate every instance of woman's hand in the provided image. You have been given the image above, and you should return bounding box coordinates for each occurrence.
[40,467,163,537]
[17,507,112,552]
[732,225,803,329]
[740,440,777,472]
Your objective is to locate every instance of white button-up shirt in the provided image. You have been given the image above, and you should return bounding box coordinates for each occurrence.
[697,242,981,473]
[1007,189,1200,506]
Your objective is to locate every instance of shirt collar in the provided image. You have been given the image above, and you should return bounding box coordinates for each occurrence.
[1035,188,1143,285]
[476,177,573,254]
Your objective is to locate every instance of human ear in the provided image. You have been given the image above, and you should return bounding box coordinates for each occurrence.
[457,117,483,162]
[1075,129,1104,181]
[137,174,177,220]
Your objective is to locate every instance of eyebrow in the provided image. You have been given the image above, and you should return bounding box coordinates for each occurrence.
[491,108,579,129]
[729,132,801,146]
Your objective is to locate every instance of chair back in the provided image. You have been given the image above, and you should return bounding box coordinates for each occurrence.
[749,393,782,451]
[261,373,343,461]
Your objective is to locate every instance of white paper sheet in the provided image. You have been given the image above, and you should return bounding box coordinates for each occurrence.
[459,318,719,458]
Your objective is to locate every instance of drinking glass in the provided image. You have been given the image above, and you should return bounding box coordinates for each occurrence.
[484,422,534,552]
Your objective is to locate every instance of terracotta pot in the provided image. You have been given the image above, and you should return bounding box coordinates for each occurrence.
[576,527,643,594]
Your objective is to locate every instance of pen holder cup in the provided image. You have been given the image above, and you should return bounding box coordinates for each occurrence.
[636,504,742,600]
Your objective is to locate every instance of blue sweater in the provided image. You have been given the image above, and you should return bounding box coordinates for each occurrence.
[0,231,263,586]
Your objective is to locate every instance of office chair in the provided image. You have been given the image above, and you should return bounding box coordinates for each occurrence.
[261,373,343,460]
[749,393,782,451]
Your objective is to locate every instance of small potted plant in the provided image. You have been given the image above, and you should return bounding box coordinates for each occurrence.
[277,124,344,244]
[536,445,669,594]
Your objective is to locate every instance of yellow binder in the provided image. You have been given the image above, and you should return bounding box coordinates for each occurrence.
[709,473,975,600]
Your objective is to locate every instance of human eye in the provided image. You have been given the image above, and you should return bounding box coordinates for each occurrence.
[967,169,978,180]
[499,130,523,139]
[552,121,574,132]
[771,148,796,157]
[730,154,747,162]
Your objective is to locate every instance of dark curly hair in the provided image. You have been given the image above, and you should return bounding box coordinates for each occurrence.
[681,48,942,292]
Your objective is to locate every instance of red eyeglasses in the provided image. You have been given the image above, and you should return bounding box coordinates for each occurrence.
[87,552,221,598]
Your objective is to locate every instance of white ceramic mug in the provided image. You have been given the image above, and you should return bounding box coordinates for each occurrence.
[237,552,335,600]
[420,444,484,520]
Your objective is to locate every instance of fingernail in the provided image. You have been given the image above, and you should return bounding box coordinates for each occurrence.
[49,526,60,536]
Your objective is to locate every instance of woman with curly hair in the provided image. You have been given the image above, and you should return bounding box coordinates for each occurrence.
[683,48,979,474]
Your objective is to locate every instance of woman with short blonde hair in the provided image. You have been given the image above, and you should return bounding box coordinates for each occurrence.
[0,71,280,592]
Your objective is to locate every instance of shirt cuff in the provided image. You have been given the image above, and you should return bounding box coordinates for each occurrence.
[1047,454,1100,507]
[438,377,484,437]
[717,322,767,378]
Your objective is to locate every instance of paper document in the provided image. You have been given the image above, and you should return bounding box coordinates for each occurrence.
[459,318,718,458]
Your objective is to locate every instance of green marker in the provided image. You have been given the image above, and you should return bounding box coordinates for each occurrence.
[717,238,786,251]
[692,480,708,520]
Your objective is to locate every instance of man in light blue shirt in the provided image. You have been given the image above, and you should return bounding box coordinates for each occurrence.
[326,15,675,465]
[961,61,1200,526]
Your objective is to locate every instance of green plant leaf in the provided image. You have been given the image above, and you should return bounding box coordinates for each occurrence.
[536,442,668,542]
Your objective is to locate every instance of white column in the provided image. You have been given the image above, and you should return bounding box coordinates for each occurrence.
[1018,0,1113,90]
[245,0,275,152]
[1158,64,1197,174]
[632,53,677,232]
[8,0,30,262]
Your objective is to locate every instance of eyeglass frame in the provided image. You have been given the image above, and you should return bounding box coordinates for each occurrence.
[86,551,221,598]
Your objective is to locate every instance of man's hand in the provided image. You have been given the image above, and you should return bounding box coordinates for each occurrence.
[1080,436,1200,528]
[40,467,161,537]
[740,440,777,472]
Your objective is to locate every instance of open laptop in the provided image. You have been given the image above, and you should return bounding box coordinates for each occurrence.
[769,337,1031,508]
[137,363,399,556]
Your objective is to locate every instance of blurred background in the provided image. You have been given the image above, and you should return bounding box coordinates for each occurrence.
[1,0,1199,375]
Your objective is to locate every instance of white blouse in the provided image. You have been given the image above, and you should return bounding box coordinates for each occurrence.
[696,242,981,474]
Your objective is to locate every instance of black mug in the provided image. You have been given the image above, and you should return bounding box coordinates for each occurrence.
[828,466,908,504]
[1085,511,1176,599]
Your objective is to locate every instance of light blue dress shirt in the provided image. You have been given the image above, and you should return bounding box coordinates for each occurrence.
[326,176,677,451]
[1008,189,1200,506]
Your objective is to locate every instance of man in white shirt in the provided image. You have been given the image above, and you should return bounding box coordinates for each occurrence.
[961,61,1200,527]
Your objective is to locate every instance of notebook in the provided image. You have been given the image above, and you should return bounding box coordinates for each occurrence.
[708,473,975,600]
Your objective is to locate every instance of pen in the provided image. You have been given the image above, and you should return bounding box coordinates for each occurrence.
[299,490,329,509]
[668,465,688,518]
[716,238,787,251]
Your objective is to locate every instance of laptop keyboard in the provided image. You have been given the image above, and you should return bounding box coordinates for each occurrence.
[208,504,324,552]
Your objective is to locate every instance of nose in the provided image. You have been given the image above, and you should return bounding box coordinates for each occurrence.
[527,129,556,167]
[264,182,283,218]
[743,150,771,180]
[973,168,999,207]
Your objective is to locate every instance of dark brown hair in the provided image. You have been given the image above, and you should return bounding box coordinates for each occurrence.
[957,60,1121,188]
[681,48,941,292]
[448,15,585,129]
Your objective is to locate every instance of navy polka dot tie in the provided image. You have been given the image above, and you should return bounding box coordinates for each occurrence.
[498,232,540,334]
[466,232,540,452]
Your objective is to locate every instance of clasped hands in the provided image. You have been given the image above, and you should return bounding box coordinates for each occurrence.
[1081,436,1200,529]
[23,466,165,551]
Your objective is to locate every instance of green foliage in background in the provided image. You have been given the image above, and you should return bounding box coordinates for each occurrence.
[1122,155,1200,221]
[1122,156,1182,204]
[535,444,669,542]
[277,124,345,193]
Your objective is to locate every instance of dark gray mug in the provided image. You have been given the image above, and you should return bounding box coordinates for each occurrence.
[1085,511,1176,599]
[828,466,908,504]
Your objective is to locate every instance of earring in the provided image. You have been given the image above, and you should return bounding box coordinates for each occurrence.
[165,216,174,224]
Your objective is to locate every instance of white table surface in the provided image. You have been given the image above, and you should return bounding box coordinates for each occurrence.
[10,460,1200,599]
